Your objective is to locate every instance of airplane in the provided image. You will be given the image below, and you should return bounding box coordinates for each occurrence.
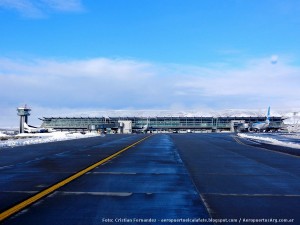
[250,107,271,132]
[24,122,55,133]
[133,118,152,133]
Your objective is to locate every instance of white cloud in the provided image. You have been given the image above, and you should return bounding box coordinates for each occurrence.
[0,0,43,17]
[1,55,300,127]
[270,55,279,64]
[41,0,84,12]
[0,0,84,17]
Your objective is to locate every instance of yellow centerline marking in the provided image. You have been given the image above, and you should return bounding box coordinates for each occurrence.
[0,135,153,222]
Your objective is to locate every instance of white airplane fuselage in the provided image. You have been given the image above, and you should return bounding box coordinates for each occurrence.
[24,122,53,133]
[251,121,270,132]
[250,107,271,132]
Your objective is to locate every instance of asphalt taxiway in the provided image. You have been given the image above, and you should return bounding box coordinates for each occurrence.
[172,133,300,224]
[1,133,300,224]
[0,134,210,224]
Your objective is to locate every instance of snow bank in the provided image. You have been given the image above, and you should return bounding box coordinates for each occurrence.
[0,133,9,138]
[238,133,300,149]
[282,112,300,132]
[0,132,102,148]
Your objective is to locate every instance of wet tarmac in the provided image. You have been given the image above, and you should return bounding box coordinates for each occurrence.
[171,133,300,224]
[1,133,300,224]
[0,134,210,225]
[0,134,146,213]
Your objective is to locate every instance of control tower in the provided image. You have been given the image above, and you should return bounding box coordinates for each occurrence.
[17,105,31,133]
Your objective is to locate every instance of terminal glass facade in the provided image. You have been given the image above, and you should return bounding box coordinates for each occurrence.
[40,116,283,132]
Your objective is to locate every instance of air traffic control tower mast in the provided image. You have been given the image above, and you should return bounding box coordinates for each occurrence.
[17,105,31,133]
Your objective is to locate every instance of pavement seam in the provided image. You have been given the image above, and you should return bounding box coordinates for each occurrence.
[168,135,215,224]
[0,134,153,222]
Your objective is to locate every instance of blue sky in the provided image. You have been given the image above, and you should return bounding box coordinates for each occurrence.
[1,0,300,127]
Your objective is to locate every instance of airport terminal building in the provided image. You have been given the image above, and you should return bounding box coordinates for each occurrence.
[40,116,283,133]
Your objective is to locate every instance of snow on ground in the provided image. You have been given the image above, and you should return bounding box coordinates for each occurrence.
[238,133,300,149]
[0,133,9,137]
[0,132,102,148]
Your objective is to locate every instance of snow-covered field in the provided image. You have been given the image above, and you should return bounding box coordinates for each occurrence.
[0,132,103,148]
[238,133,300,149]
[0,133,9,138]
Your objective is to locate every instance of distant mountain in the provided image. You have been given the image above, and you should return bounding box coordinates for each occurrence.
[54,109,283,118]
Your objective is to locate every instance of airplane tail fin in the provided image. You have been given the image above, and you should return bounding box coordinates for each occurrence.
[266,106,270,124]
[24,122,30,129]
[145,118,149,128]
